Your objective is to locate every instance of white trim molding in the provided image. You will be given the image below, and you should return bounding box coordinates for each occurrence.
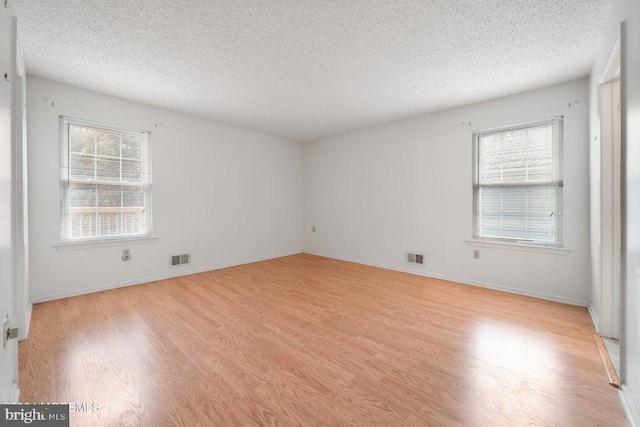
[55,236,159,251]
[588,303,601,333]
[467,239,570,255]
[621,385,640,427]
[598,28,621,84]
[9,381,20,404]
[18,300,33,341]
[304,251,588,307]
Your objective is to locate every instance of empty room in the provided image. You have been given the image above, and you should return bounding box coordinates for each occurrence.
[1,0,640,425]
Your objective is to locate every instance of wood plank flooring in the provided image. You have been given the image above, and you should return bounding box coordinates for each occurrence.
[19,254,627,426]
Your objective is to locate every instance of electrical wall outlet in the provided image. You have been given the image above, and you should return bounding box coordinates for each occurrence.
[473,250,480,260]
[312,226,316,232]
[122,249,131,261]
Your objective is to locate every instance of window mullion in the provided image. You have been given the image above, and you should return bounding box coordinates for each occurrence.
[94,131,98,237]
[525,186,529,240]
[120,134,124,235]
[500,133,504,237]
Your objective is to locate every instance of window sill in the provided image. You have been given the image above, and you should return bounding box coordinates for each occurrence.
[467,239,570,255]
[55,236,158,251]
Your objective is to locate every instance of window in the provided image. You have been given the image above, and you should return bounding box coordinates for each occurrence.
[472,117,563,247]
[60,117,152,243]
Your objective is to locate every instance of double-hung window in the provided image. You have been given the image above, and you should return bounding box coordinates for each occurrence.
[60,117,152,243]
[472,117,563,247]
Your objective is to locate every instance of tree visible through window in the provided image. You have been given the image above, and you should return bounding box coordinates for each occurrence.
[60,117,152,242]
[473,118,563,246]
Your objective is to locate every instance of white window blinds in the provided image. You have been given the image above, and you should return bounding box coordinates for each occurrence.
[473,117,563,246]
[60,117,152,243]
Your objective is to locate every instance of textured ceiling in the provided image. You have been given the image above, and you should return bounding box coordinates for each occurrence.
[16,0,610,142]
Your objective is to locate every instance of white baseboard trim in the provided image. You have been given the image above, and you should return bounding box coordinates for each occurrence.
[304,251,588,307]
[621,385,640,427]
[8,380,19,403]
[588,303,600,333]
[31,251,302,304]
[18,300,33,341]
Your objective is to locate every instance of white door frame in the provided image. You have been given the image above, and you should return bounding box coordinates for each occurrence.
[598,29,622,340]
[13,29,30,342]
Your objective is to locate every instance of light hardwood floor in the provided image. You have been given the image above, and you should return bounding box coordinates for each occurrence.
[20,254,627,426]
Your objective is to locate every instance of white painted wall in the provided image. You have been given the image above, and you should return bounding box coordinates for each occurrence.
[304,78,591,306]
[590,0,640,423]
[27,76,303,302]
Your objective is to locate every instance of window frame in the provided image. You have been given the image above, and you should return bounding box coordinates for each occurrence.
[59,116,153,244]
[472,117,564,248]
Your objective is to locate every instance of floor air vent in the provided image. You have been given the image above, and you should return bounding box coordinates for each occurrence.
[171,253,191,267]
[407,253,424,265]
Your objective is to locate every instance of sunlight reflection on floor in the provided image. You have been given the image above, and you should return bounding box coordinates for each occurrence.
[472,322,557,374]
[467,321,560,424]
